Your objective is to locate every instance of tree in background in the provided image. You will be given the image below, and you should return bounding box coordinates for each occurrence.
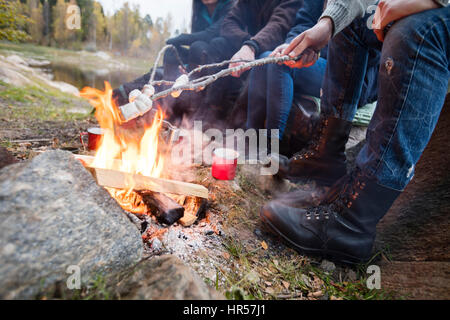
[5,0,178,58]
[51,0,69,46]
[25,0,45,44]
[0,0,31,42]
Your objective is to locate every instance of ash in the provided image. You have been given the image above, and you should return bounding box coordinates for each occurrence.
[134,208,229,287]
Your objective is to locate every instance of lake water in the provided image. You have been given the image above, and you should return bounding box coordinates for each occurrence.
[43,63,148,91]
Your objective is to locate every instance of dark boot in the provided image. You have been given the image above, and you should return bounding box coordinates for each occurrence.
[279,117,353,186]
[260,170,401,264]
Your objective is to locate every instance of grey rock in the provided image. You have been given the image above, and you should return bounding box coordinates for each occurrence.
[0,150,142,299]
[115,255,224,300]
[320,260,336,273]
[151,238,162,251]
[346,269,357,282]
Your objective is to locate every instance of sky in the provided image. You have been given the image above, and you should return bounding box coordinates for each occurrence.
[97,0,193,33]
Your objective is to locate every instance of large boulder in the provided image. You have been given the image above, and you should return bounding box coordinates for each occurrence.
[115,255,224,300]
[0,150,142,299]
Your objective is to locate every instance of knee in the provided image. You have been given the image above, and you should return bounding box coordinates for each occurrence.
[189,40,210,65]
[210,37,228,49]
[384,8,448,53]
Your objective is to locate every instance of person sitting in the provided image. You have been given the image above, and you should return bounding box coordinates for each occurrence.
[112,0,233,107]
[164,0,235,80]
[181,0,304,124]
[245,0,379,158]
[260,0,450,264]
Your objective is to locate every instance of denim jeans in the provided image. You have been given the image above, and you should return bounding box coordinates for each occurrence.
[246,51,327,139]
[325,7,450,191]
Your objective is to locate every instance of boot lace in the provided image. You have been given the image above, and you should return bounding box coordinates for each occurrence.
[292,118,329,161]
[304,169,366,221]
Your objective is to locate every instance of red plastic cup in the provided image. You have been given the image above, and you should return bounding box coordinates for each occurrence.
[79,127,103,151]
[212,148,239,180]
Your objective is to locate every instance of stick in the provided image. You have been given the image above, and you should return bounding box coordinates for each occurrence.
[149,45,184,84]
[74,154,208,199]
[150,55,296,102]
[9,138,53,143]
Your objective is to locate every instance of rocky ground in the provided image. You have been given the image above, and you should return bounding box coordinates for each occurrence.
[0,45,448,300]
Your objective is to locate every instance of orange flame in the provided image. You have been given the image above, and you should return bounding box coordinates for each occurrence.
[80,82,165,214]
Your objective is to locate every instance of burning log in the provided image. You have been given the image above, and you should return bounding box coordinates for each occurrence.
[140,191,185,225]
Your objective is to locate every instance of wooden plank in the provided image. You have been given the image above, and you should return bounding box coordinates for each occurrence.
[74,154,208,199]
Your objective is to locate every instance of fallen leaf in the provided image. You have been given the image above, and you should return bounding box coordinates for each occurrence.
[273,259,279,266]
[282,281,290,290]
[265,287,275,295]
[281,281,291,290]
[265,281,272,286]
[261,241,268,250]
[222,252,230,260]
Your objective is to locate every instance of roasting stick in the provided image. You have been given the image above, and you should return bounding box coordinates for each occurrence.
[150,55,299,102]
[120,46,311,122]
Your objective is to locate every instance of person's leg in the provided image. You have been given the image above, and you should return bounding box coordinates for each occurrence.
[357,6,450,191]
[163,45,189,80]
[204,37,241,111]
[246,51,271,132]
[321,16,381,120]
[285,13,381,185]
[265,57,327,139]
[261,7,450,264]
[188,40,212,71]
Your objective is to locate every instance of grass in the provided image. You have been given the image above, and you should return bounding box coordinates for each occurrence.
[218,236,397,300]
[0,80,92,122]
[203,167,398,300]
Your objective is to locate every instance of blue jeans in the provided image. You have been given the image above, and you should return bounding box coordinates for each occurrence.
[246,51,327,139]
[325,7,450,190]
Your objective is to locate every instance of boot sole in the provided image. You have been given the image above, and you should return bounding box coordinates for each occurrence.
[260,212,368,265]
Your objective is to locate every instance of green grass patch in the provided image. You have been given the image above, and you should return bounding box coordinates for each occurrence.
[0,80,92,122]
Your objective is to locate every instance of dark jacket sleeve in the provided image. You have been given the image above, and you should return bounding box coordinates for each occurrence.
[220,1,252,51]
[251,0,303,54]
[285,0,325,44]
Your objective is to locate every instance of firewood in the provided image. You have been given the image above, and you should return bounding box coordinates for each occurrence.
[179,213,197,227]
[74,154,209,199]
[139,191,184,225]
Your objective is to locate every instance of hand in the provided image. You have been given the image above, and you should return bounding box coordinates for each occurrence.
[282,18,333,68]
[166,33,192,46]
[269,44,289,58]
[229,45,255,77]
[372,0,439,41]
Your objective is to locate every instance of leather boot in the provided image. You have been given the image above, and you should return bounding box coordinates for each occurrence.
[260,170,401,264]
[279,117,353,186]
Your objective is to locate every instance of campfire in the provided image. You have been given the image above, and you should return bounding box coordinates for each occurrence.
[77,82,208,231]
